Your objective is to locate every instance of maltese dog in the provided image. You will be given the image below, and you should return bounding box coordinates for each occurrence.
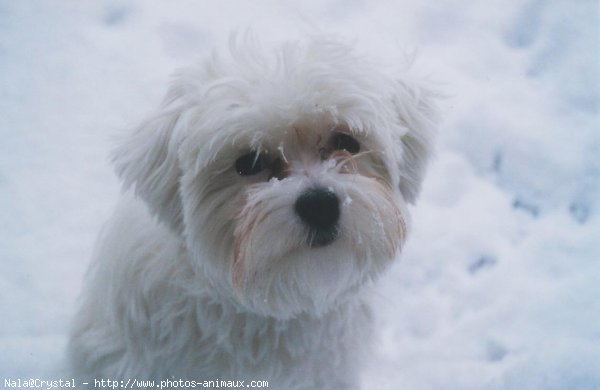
[69,36,438,389]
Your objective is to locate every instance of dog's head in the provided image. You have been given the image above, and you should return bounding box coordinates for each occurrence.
[113,37,438,319]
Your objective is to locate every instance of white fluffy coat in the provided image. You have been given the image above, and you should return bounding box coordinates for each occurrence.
[69,36,438,389]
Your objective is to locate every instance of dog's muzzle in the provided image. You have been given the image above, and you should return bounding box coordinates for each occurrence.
[294,188,340,247]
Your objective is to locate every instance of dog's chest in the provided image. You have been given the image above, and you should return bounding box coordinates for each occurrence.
[178,298,372,388]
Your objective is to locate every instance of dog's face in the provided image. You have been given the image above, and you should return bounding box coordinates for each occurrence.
[114,38,437,319]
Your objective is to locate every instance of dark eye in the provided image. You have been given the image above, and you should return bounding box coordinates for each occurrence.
[329,133,360,154]
[235,151,268,176]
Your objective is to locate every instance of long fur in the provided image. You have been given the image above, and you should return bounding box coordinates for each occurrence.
[69,36,438,389]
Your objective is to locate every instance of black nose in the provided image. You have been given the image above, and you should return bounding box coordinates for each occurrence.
[294,188,340,247]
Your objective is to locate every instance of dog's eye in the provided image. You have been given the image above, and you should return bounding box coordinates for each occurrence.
[235,151,268,176]
[329,133,360,154]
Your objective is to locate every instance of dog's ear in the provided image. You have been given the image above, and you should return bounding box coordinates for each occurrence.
[112,92,185,233]
[393,80,439,204]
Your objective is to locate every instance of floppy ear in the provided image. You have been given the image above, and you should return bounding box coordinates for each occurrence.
[112,94,185,233]
[393,80,439,204]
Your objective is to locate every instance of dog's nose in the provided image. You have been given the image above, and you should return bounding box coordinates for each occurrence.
[294,188,340,247]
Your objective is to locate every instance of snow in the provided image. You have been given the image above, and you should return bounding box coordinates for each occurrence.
[1,0,598,388]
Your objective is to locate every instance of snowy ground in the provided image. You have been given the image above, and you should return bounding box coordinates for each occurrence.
[1,1,598,388]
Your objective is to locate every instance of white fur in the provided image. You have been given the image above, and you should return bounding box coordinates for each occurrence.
[69,36,438,389]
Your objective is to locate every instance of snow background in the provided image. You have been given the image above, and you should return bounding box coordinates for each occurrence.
[1,0,598,388]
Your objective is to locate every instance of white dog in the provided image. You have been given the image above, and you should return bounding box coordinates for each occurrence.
[69,36,438,389]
